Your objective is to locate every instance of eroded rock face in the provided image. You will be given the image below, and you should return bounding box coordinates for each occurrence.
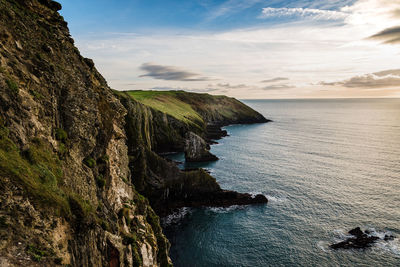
[184,131,218,162]
[0,1,171,266]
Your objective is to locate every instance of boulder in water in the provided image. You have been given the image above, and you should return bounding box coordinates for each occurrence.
[330,227,380,250]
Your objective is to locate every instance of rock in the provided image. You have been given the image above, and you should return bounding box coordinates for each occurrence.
[330,227,380,250]
[206,123,228,141]
[38,0,62,11]
[184,131,218,162]
[84,57,95,69]
[348,227,364,238]
[15,41,22,50]
[384,234,395,241]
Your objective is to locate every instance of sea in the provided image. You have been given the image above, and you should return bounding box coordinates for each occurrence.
[163,98,400,267]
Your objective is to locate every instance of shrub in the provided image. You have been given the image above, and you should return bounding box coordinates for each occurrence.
[96,175,106,188]
[29,89,44,100]
[99,154,109,163]
[55,128,68,143]
[123,233,137,245]
[27,244,47,262]
[6,79,18,94]
[83,157,96,168]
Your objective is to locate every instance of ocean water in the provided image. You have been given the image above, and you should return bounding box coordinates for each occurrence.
[163,99,400,267]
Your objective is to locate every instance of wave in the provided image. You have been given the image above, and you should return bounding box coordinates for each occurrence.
[161,207,192,226]
[206,205,245,214]
[250,192,287,203]
[329,227,399,257]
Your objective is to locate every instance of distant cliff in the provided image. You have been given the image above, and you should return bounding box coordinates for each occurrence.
[116,91,269,217]
[0,1,268,266]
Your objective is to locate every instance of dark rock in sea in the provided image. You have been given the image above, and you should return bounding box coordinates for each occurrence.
[330,227,380,250]
[165,191,268,214]
[184,131,219,162]
[384,234,395,241]
[348,227,364,238]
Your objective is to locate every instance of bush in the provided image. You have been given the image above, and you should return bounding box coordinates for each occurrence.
[6,79,18,94]
[96,175,106,188]
[84,157,96,168]
[123,233,137,245]
[27,244,47,262]
[55,128,68,143]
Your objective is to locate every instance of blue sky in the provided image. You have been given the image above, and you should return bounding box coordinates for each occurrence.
[60,0,355,33]
[58,0,400,98]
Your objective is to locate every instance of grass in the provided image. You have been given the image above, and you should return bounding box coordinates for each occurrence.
[0,127,96,220]
[83,157,96,168]
[55,128,67,143]
[27,244,48,262]
[6,79,18,94]
[0,128,70,216]
[123,90,263,129]
[125,90,204,127]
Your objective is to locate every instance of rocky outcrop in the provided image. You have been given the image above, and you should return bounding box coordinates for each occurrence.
[330,227,395,250]
[184,131,218,162]
[115,94,268,217]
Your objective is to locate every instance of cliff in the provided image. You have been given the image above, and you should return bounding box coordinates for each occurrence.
[123,90,269,144]
[0,1,170,266]
[115,92,268,217]
[0,1,268,266]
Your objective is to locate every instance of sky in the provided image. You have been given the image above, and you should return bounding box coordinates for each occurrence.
[58,0,400,99]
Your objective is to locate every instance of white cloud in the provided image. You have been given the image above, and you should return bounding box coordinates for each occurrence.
[73,0,400,98]
[320,69,400,88]
[260,7,348,20]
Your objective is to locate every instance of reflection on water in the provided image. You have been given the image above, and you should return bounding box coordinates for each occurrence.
[164,98,400,267]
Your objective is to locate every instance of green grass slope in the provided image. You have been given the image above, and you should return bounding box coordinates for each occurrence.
[124,90,268,127]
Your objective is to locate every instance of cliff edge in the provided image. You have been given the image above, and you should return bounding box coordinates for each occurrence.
[0,1,170,266]
[0,1,269,266]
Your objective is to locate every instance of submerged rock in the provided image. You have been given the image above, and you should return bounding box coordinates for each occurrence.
[184,131,218,162]
[330,227,380,250]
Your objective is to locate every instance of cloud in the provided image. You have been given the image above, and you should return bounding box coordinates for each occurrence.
[320,69,400,88]
[261,77,289,83]
[216,83,248,89]
[139,63,210,81]
[262,84,295,90]
[260,7,348,20]
[369,26,400,44]
[205,0,264,21]
[73,0,400,99]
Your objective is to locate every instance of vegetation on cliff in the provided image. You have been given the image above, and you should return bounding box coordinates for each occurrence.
[0,1,268,266]
[0,0,171,266]
[127,90,269,129]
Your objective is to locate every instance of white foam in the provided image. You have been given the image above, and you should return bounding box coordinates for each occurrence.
[248,192,287,202]
[333,229,353,241]
[206,205,244,214]
[317,241,330,252]
[331,227,399,257]
[365,228,399,257]
[263,193,287,203]
[161,207,191,226]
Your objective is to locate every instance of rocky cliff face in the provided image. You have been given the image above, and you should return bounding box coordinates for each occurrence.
[0,1,170,266]
[184,131,218,162]
[0,1,269,266]
[115,92,268,218]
